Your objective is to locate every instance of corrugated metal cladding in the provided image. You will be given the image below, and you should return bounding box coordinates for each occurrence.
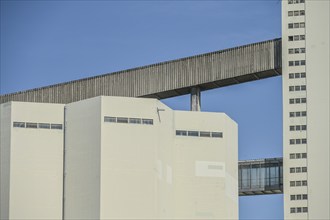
[0,38,282,104]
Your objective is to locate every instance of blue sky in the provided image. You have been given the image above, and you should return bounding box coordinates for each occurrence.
[0,1,283,219]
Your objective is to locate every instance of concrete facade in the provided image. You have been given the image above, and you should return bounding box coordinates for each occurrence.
[0,96,238,220]
[282,0,330,219]
[64,96,238,219]
[0,102,64,219]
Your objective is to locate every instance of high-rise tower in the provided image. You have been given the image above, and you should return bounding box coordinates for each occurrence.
[282,0,329,219]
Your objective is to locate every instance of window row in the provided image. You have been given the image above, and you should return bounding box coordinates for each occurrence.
[290,207,308,213]
[104,116,153,125]
[288,10,305,17]
[290,125,307,131]
[288,22,305,29]
[289,60,306,66]
[290,166,307,173]
[289,72,306,79]
[290,153,307,159]
[288,0,305,4]
[176,130,223,138]
[290,180,308,187]
[289,98,307,104]
[289,111,307,117]
[288,35,305,42]
[289,85,306,92]
[288,48,305,54]
[289,138,307,145]
[291,194,308,200]
[13,122,62,130]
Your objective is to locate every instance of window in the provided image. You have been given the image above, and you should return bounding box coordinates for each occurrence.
[296,139,301,144]
[301,85,306,91]
[301,98,307,103]
[301,60,306,65]
[290,139,295,145]
[297,207,302,213]
[188,131,199,137]
[295,60,300,66]
[142,118,153,125]
[289,49,294,54]
[117,117,129,123]
[289,99,294,104]
[294,35,300,41]
[300,48,306,53]
[302,111,307,116]
[302,125,307,130]
[301,72,306,78]
[290,126,295,131]
[302,167,307,172]
[302,153,307,158]
[296,195,302,200]
[200,131,211,137]
[296,112,301,117]
[288,11,294,16]
[289,61,294,66]
[288,36,294,41]
[294,23,299,28]
[296,181,301,186]
[212,132,223,138]
[294,10,300,16]
[300,10,305,16]
[290,154,295,159]
[303,194,308,200]
[296,167,301,173]
[288,23,294,29]
[51,124,63,130]
[38,123,50,129]
[289,73,294,79]
[290,181,295,187]
[295,73,300,78]
[302,138,307,144]
[303,207,308,213]
[300,35,305,40]
[295,86,300,91]
[13,122,25,128]
[26,122,38,128]
[294,48,300,54]
[295,98,301,104]
[289,86,294,91]
[290,168,295,173]
[291,208,296,213]
[104,116,116,123]
[302,180,307,186]
[291,195,295,200]
[129,118,141,124]
[290,112,295,117]
[296,153,301,159]
[176,130,187,136]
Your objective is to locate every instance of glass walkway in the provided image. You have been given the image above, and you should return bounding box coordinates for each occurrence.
[238,157,283,196]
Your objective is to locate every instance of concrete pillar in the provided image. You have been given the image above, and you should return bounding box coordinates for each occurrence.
[190,87,201,111]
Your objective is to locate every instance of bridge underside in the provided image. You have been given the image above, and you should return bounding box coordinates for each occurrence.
[239,158,283,196]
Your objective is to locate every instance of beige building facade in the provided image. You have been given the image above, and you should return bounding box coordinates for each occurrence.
[0,96,238,219]
[282,0,330,219]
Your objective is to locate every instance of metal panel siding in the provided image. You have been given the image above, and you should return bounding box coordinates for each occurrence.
[0,39,282,104]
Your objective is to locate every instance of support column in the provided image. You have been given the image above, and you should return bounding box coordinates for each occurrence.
[190,87,201,111]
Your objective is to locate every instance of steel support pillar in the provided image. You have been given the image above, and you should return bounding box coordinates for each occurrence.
[190,87,201,111]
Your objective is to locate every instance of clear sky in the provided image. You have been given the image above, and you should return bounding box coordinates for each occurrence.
[0,1,283,219]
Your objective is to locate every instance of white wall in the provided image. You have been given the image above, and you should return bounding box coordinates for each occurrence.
[305,1,330,219]
[0,102,64,220]
[64,96,238,219]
